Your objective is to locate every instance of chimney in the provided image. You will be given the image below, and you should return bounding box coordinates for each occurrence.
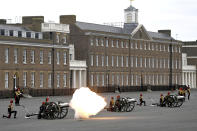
[0,19,7,24]
[22,16,44,32]
[158,30,171,37]
[60,15,76,24]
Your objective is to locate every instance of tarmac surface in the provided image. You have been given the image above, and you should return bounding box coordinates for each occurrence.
[0,90,197,131]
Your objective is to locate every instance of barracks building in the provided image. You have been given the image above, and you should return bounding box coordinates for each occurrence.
[0,2,182,98]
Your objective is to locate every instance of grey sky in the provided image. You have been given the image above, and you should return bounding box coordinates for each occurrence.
[0,0,196,41]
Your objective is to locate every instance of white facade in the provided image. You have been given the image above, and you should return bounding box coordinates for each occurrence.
[182,53,196,88]
[69,44,87,88]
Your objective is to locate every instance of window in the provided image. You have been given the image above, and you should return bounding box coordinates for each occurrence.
[136,57,138,67]
[121,41,124,48]
[156,58,158,68]
[121,56,124,67]
[117,75,119,85]
[97,74,99,86]
[136,75,138,86]
[152,44,154,50]
[18,31,22,37]
[26,32,31,38]
[148,43,151,50]
[57,74,60,88]
[126,42,128,48]
[148,58,151,68]
[116,56,119,67]
[70,54,73,60]
[131,42,133,49]
[160,45,162,51]
[48,51,52,64]
[90,38,94,46]
[5,48,9,63]
[164,59,166,69]
[121,75,124,86]
[144,43,147,50]
[91,74,94,86]
[0,29,5,35]
[101,55,104,67]
[31,72,35,88]
[106,56,108,67]
[63,74,67,87]
[40,51,43,64]
[56,35,60,43]
[91,55,94,66]
[126,56,128,67]
[111,40,114,47]
[63,36,67,44]
[101,39,104,46]
[64,52,67,65]
[135,42,138,49]
[116,40,119,48]
[48,73,52,88]
[35,33,39,39]
[31,50,35,64]
[140,57,142,67]
[106,39,109,47]
[152,58,155,68]
[160,59,162,68]
[96,55,98,66]
[131,74,133,86]
[5,72,9,89]
[23,49,27,64]
[23,72,27,87]
[126,75,129,85]
[106,74,109,86]
[102,75,104,86]
[131,56,133,67]
[140,42,142,49]
[9,30,13,36]
[40,72,43,88]
[112,74,114,85]
[96,38,99,46]
[57,51,60,65]
[14,48,18,64]
[112,56,114,67]
[156,44,158,51]
[144,58,147,68]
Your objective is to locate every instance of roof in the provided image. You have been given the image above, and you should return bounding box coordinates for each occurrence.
[124,6,138,11]
[75,21,173,40]
[0,24,30,32]
[148,31,173,40]
[76,21,128,34]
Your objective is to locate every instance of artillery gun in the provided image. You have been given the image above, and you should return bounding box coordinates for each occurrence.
[107,97,137,112]
[26,101,69,120]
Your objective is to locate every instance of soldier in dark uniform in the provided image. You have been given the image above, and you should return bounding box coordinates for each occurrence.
[139,93,146,106]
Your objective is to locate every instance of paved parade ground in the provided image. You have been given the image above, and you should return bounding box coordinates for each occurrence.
[0,90,197,131]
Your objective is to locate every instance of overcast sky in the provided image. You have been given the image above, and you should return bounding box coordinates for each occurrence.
[0,0,196,41]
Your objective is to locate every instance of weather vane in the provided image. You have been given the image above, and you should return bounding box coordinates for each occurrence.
[130,0,135,6]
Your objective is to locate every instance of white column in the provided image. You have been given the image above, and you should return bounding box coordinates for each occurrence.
[191,72,194,88]
[73,70,76,88]
[185,72,188,86]
[189,72,191,87]
[182,72,184,85]
[84,70,87,87]
[79,70,82,88]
